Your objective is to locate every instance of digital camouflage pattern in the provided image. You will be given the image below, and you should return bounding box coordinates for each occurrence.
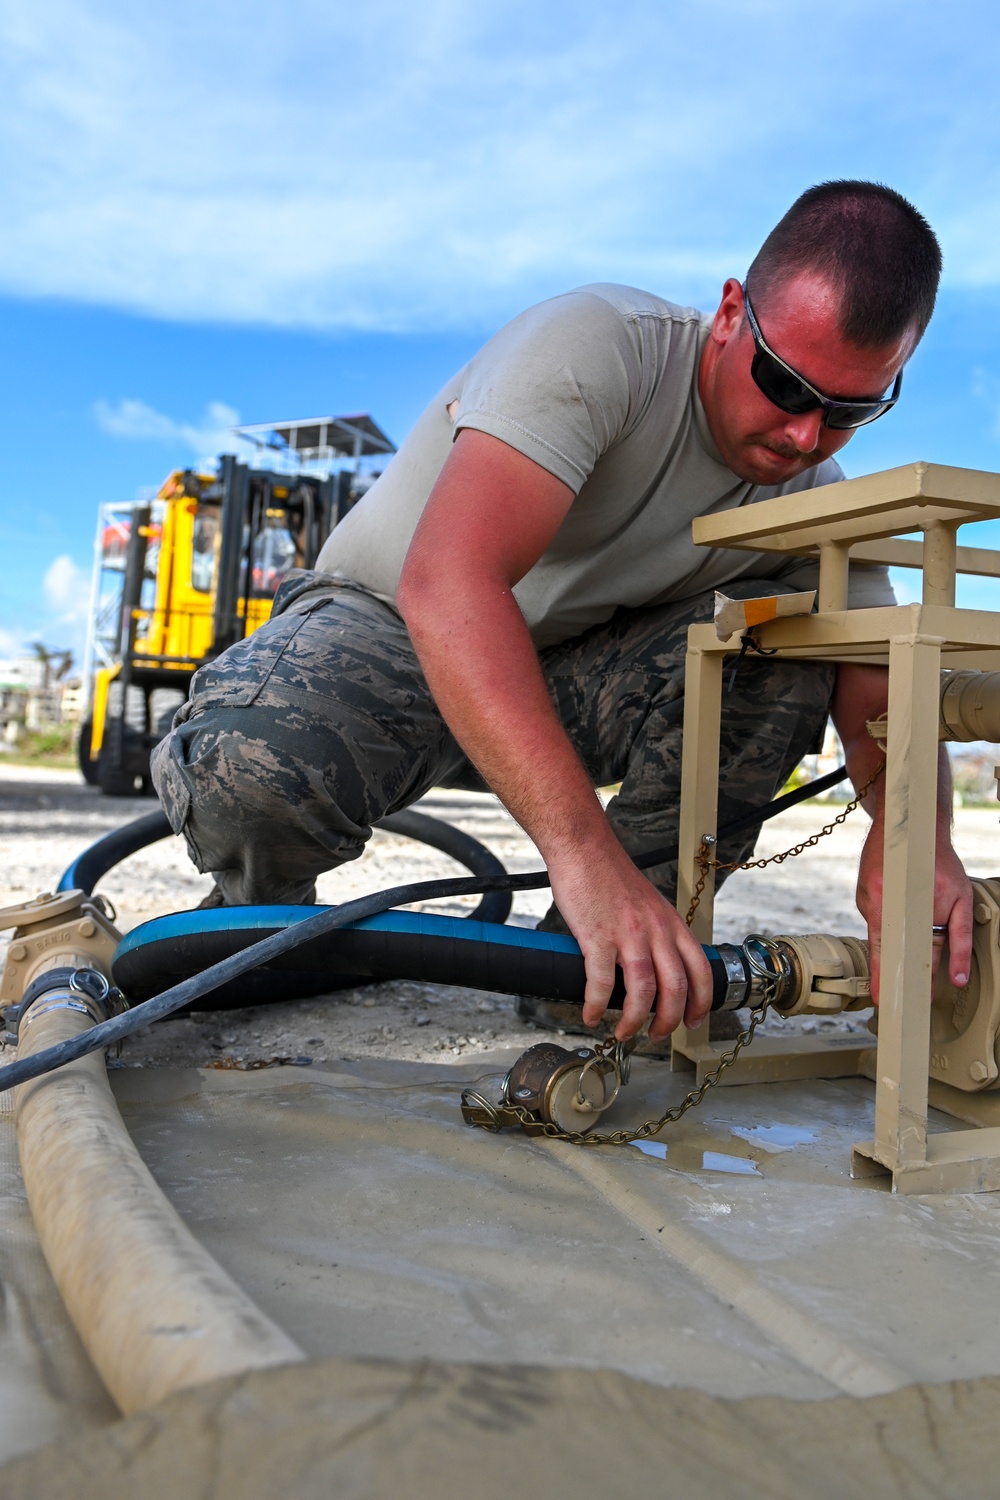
[152,570,835,911]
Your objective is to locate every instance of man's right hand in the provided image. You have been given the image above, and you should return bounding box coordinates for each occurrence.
[547,838,713,1040]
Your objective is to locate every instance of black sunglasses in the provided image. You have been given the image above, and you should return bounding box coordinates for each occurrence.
[742,283,903,431]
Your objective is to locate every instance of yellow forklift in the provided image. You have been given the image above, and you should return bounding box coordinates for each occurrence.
[81,416,395,795]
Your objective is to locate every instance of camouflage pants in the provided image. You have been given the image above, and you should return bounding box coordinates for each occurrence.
[151,570,835,910]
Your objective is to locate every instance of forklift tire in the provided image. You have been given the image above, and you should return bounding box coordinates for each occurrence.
[98,763,143,797]
[77,718,101,787]
[97,727,146,797]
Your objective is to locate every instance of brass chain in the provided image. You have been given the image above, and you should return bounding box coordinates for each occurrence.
[466,761,885,1147]
[684,760,885,930]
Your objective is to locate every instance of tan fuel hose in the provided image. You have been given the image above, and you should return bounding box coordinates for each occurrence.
[13,984,304,1415]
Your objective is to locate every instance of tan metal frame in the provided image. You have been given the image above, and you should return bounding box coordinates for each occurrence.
[674,462,1000,1194]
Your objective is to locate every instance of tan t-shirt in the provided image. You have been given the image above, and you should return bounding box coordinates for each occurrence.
[317,283,893,647]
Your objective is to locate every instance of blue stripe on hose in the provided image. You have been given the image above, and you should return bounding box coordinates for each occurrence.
[114,905,723,969]
[114,907,580,959]
[57,860,83,893]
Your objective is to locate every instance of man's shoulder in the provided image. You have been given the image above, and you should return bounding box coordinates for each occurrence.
[543,283,706,329]
[492,285,709,388]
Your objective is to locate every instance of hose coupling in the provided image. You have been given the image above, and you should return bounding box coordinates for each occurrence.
[0,889,122,1013]
[706,937,798,1013]
[7,966,125,1042]
[462,1039,628,1136]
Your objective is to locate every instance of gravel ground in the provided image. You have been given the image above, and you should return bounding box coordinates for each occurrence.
[2,761,998,1070]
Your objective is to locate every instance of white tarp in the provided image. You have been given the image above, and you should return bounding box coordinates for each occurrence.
[4,1049,1000,1492]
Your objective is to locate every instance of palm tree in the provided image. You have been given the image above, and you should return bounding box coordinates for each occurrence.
[28,643,73,694]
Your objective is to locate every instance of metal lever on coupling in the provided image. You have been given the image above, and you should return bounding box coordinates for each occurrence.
[462,1039,632,1137]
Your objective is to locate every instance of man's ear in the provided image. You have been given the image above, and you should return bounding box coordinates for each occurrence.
[710,278,745,346]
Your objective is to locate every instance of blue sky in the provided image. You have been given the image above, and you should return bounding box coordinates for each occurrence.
[4,0,1000,659]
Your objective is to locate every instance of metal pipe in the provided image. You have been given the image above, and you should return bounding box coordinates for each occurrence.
[939,670,1000,743]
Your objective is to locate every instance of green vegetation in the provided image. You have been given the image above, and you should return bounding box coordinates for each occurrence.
[3,724,78,770]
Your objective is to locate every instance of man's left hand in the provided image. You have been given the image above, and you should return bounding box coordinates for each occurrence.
[856,815,974,1005]
[833,661,974,1006]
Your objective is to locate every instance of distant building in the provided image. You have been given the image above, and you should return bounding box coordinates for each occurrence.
[0,656,80,743]
[0,658,43,691]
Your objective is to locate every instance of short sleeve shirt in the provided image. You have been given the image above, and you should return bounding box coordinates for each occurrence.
[316,283,893,647]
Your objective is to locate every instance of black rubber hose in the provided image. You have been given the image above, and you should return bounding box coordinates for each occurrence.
[58,810,172,898]
[109,762,854,1011]
[0,865,752,1094]
[713,763,848,839]
[58,806,513,923]
[0,869,567,1093]
[113,908,744,1013]
[3,763,854,1089]
[376,809,512,923]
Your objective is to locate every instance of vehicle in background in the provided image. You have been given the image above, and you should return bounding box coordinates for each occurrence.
[80,414,395,795]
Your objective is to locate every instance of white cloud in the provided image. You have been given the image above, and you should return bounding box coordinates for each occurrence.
[0,0,994,331]
[94,398,188,443]
[43,554,91,625]
[93,399,244,464]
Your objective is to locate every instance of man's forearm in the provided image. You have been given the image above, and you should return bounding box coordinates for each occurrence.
[832,663,953,837]
[399,569,713,1034]
[399,574,615,865]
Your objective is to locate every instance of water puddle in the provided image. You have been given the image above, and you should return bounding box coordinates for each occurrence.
[629,1116,821,1177]
[631,1140,760,1175]
[702,1151,760,1176]
[729,1123,816,1154]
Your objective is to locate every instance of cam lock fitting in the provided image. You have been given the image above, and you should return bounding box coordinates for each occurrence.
[868,669,1000,748]
[711,933,871,1017]
[769,932,872,1016]
[462,1041,626,1136]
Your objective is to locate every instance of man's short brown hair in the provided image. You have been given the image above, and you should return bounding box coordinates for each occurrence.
[747,180,942,347]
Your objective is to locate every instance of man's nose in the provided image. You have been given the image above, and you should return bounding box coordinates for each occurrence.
[779,408,826,453]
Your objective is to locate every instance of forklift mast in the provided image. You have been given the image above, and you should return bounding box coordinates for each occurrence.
[211,458,336,654]
[81,414,395,796]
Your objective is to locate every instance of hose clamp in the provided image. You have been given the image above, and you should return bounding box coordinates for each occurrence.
[715,943,751,1010]
[8,966,117,1038]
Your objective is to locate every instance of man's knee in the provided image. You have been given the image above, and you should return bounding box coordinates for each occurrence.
[153,706,366,870]
[150,586,465,899]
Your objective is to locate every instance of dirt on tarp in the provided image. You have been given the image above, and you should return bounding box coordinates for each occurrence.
[0,1354,996,1500]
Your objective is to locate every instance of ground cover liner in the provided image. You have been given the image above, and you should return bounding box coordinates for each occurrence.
[2,1055,1000,1475]
[1,1355,996,1499]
